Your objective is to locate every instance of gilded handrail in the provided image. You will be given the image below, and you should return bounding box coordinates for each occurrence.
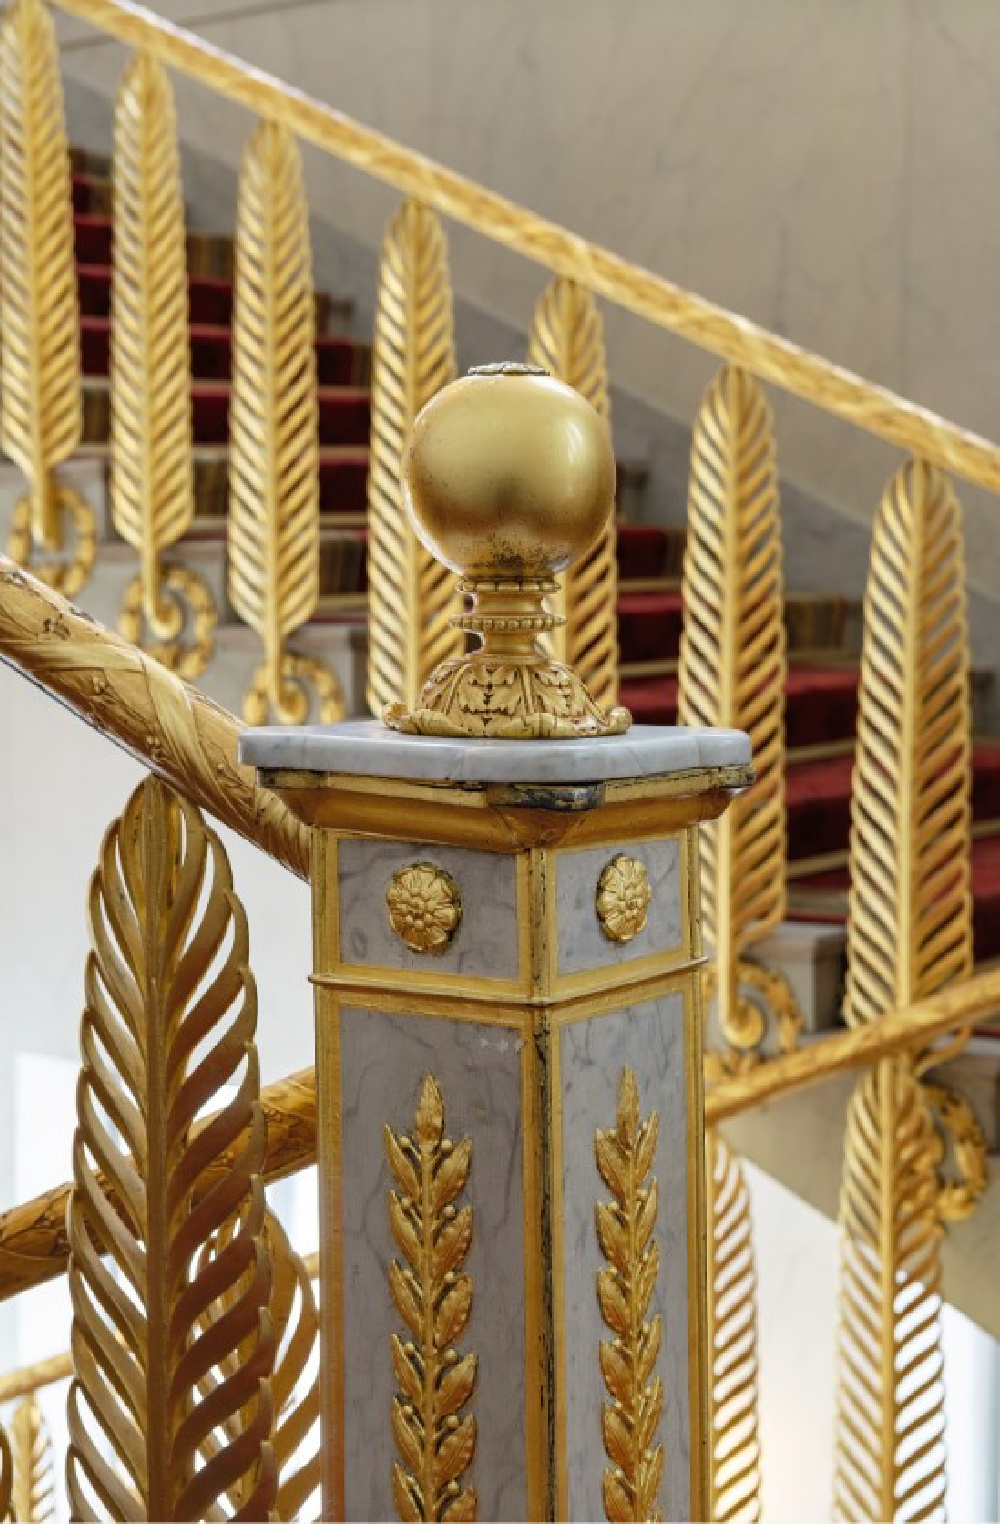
[0,555,309,878]
[0,1065,315,1303]
[705,969,1000,1126]
[47,0,1000,493]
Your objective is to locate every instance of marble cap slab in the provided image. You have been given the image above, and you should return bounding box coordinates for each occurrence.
[239,718,752,785]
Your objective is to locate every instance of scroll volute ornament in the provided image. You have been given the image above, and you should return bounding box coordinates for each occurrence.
[384,365,630,739]
[66,777,277,1521]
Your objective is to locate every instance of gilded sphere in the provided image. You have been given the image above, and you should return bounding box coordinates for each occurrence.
[404,365,616,578]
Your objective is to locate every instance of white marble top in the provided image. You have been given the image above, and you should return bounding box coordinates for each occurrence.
[239,719,752,784]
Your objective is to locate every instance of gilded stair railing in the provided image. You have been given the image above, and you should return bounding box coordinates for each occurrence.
[831,461,985,1522]
[10,1396,54,1522]
[227,119,344,725]
[677,364,800,1522]
[0,0,93,595]
[110,52,216,677]
[366,199,461,716]
[527,276,617,711]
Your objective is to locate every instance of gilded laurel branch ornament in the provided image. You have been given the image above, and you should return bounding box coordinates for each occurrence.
[385,1076,477,1522]
[111,52,216,678]
[366,199,461,717]
[66,777,277,1521]
[596,855,652,944]
[11,1395,55,1523]
[0,0,93,593]
[595,1068,663,1523]
[388,864,463,954]
[228,118,344,725]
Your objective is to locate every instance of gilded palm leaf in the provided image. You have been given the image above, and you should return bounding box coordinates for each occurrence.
[228,121,338,723]
[366,199,461,718]
[833,459,972,1520]
[0,0,85,560]
[706,1132,761,1523]
[843,460,972,1034]
[11,1395,55,1522]
[66,777,276,1520]
[197,1207,320,1521]
[834,1060,946,1521]
[678,365,792,1057]
[0,1424,13,1522]
[527,276,617,708]
[111,53,213,676]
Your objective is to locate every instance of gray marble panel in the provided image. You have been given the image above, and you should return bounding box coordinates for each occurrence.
[240,717,752,779]
[555,837,682,976]
[560,997,692,1523]
[340,1008,526,1522]
[338,838,519,979]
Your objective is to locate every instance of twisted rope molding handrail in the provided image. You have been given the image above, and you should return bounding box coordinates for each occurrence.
[0,1066,316,1303]
[0,556,310,878]
[49,0,1000,495]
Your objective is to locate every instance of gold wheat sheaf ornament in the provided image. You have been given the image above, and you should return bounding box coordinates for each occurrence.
[0,0,94,594]
[385,1075,477,1522]
[228,119,343,725]
[679,364,799,1069]
[66,777,277,1520]
[366,200,461,718]
[11,1394,55,1522]
[595,1067,663,1523]
[527,275,617,710]
[706,1133,762,1523]
[197,1206,320,1520]
[833,460,974,1522]
[111,52,216,678]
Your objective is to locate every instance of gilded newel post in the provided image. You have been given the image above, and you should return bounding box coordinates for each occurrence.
[243,366,753,1521]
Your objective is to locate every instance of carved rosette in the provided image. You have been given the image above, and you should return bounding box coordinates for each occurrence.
[595,1068,663,1522]
[387,863,463,954]
[385,1076,477,1521]
[596,855,653,943]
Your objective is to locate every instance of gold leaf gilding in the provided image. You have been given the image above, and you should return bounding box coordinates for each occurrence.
[386,1076,477,1521]
[595,1067,663,1522]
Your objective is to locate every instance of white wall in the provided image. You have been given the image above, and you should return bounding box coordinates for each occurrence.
[54,0,1000,607]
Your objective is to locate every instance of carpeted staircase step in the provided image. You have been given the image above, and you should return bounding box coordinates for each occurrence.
[76,261,347,337]
[79,315,371,387]
[789,834,1000,966]
[786,743,1000,865]
[618,664,861,750]
[188,446,370,525]
[616,523,687,582]
[82,379,371,450]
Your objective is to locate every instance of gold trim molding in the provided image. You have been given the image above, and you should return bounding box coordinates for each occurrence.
[386,1076,477,1522]
[596,1068,663,1523]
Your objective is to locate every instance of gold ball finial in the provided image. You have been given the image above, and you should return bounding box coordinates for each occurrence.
[384,364,631,740]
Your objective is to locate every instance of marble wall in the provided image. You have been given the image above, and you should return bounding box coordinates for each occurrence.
[54,0,1000,624]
